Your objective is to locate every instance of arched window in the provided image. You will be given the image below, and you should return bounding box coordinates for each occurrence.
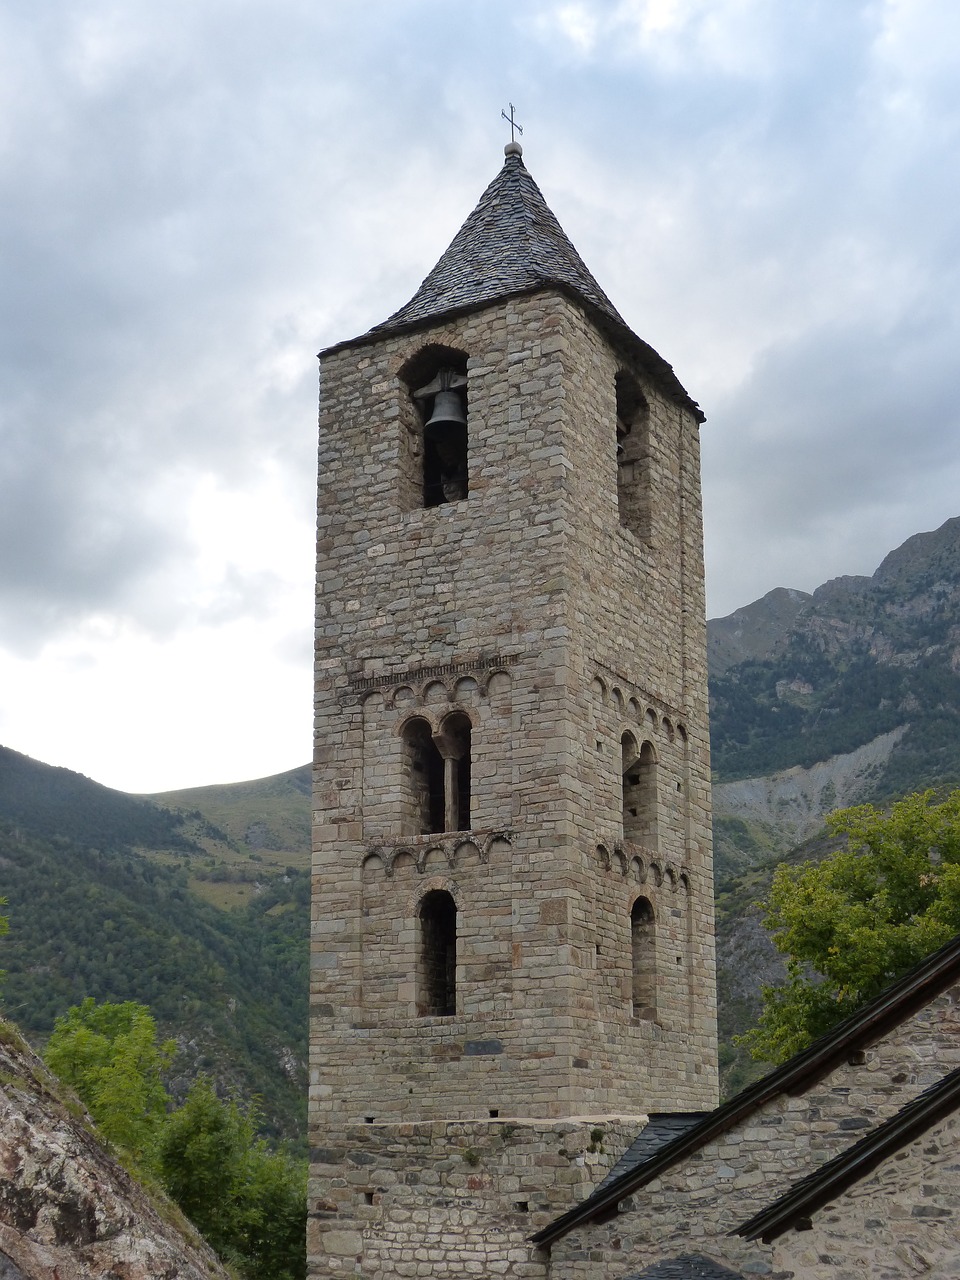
[622,736,658,847]
[615,371,651,541]
[631,896,656,1020]
[418,890,457,1017]
[401,718,445,836]
[399,346,469,510]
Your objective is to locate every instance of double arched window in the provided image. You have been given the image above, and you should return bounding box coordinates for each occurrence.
[401,713,472,836]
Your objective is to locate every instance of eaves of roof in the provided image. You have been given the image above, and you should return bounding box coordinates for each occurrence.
[531,931,960,1248]
[734,1066,960,1243]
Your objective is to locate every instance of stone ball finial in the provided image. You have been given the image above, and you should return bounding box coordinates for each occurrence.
[504,140,523,158]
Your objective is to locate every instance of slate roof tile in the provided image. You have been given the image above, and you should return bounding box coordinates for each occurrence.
[321,150,702,421]
[366,151,627,338]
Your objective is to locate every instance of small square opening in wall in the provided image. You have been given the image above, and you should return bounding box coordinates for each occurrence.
[596,740,603,752]
[363,1191,375,1206]
[848,1049,867,1066]
[364,1116,375,1124]
[515,1201,529,1213]
[489,1109,499,1118]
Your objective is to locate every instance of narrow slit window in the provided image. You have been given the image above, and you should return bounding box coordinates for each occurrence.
[418,889,457,1017]
[631,897,656,1020]
[615,371,651,541]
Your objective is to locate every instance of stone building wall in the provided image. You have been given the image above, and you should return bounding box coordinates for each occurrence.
[311,282,717,1276]
[771,1108,960,1280]
[309,1118,637,1280]
[311,288,716,1130]
[547,983,960,1279]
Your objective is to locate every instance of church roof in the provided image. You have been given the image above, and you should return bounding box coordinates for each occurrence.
[734,1066,960,1243]
[321,148,703,421]
[366,149,627,338]
[532,929,960,1247]
[592,1113,709,1195]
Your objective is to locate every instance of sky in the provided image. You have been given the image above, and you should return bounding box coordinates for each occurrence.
[2,0,960,793]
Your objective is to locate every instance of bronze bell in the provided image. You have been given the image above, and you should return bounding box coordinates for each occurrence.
[424,388,467,430]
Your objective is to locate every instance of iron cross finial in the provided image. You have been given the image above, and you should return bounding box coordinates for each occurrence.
[501,103,523,144]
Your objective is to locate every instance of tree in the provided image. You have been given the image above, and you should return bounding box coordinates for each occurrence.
[44,997,174,1168]
[741,789,960,1064]
[44,998,306,1278]
[156,1076,306,1280]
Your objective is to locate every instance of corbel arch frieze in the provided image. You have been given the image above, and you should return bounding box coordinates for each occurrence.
[590,665,688,743]
[595,840,686,892]
[366,830,512,878]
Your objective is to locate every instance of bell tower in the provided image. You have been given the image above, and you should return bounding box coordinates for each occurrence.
[309,143,718,1277]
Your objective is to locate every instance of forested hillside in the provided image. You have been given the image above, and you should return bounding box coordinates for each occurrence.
[0,748,308,1142]
[4,518,959,1115]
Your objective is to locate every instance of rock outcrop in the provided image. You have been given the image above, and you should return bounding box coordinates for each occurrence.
[0,1019,231,1279]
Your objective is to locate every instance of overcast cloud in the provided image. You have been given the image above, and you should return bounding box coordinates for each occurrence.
[1,0,959,791]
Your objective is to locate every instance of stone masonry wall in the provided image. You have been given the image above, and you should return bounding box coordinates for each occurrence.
[548,983,960,1279]
[311,290,716,1128]
[309,1118,638,1280]
[771,1108,960,1280]
[311,285,717,1277]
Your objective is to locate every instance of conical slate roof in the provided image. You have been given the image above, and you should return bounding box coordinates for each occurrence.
[323,149,702,420]
[367,149,629,338]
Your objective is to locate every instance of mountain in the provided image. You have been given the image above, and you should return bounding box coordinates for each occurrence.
[4,517,958,1116]
[709,515,960,835]
[0,747,308,1144]
[707,516,960,1090]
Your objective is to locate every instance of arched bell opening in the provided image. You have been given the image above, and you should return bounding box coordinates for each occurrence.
[398,346,469,508]
[418,889,457,1017]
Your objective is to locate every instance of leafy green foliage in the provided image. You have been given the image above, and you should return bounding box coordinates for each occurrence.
[740,789,960,1063]
[45,998,175,1165]
[156,1078,306,1280]
[44,1000,306,1280]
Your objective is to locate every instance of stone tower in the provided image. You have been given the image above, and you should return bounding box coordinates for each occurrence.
[309,144,718,1277]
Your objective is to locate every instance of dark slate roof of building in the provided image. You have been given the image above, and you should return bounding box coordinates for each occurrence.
[369,150,627,337]
[593,1114,709,1195]
[735,1066,960,1243]
[625,1255,746,1279]
[320,148,703,421]
[532,929,960,1248]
